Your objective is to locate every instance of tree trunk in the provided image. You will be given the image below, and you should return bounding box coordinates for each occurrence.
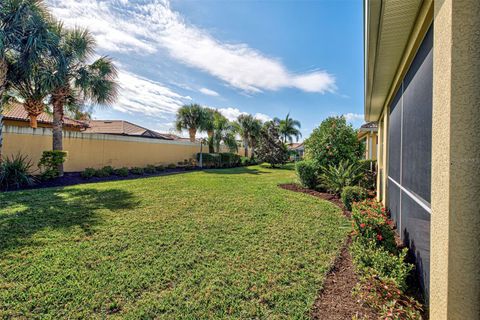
[24,99,44,129]
[188,127,196,142]
[250,140,255,160]
[52,92,65,176]
[0,114,3,162]
[243,138,249,158]
[207,130,214,153]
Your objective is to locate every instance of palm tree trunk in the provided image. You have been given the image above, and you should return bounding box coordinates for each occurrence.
[250,140,255,160]
[0,114,3,162]
[24,99,44,129]
[243,138,249,158]
[207,130,214,153]
[188,128,196,143]
[52,94,65,176]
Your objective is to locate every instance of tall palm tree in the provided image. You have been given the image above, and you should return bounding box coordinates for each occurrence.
[203,108,216,153]
[50,26,118,175]
[275,113,302,143]
[235,114,256,157]
[248,118,262,160]
[212,112,237,153]
[0,0,58,159]
[175,103,206,143]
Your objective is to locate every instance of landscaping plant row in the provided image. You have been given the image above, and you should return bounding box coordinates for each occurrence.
[350,200,424,319]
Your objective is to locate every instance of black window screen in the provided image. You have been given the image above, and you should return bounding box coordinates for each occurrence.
[386,25,433,298]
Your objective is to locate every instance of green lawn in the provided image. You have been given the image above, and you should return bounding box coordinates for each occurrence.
[0,165,349,319]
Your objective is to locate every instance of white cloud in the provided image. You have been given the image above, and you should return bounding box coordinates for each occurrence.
[218,107,271,123]
[114,70,191,117]
[343,113,365,122]
[47,0,336,94]
[199,87,220,97]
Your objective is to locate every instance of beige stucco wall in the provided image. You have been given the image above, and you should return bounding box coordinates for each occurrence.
[2,125,242,172]
[430,0,480,319]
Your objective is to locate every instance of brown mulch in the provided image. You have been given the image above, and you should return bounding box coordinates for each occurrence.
[278,183,378,319]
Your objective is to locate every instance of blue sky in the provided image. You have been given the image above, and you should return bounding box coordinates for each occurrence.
[46,0,364,139]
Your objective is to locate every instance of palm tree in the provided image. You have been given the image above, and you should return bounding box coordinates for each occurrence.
[0,0,58,159]
[175,103,206,142]
[212,112,237,152]
[203,108,216,153]
[235,114,256,157]
[248,118,262,160]
[50,26,118,175]
[275,113,302,143]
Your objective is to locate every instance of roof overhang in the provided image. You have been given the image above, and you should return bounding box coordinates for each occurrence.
[364,0,433,121]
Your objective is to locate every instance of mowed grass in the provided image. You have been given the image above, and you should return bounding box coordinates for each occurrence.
[0,165,349,319]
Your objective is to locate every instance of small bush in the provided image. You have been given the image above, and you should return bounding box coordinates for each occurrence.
[219,152,241,167]
[94,167,111,177]
[353,275,423,319]
[38,150,67,180]
[0,154,34,190]
[81,167,96,178]
[167,163,176,169]
[196,153,221,168]
[144,165,156,174]
[341,186,367,211]
[155,165,165,171]
[130,167,144,175]
[351,200,397,253]
[351,240,413,290]
[240,156,250,166]
[319,159,363,195]
[114,167,129,177]
[295,160,317,189]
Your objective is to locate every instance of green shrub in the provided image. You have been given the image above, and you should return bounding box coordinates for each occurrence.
[0,154,34,190]
[114,167,129,177]
[144,165,156,174]
[38,150,67,180]
[196,153,221,168]
[304,116,364,168]
[81,168,96,178]
[166,163,176,169]
[219,152,241,167]
[94,167,111,177]
[341,186,367,211]
[295,160,318,189]
[353,275,423,319]
[130,167,144,175]
[359,159,377,191]
[155,165,165,171]
[351,240,413,290]
[240,156,250,166]
[352,200,397,253]
[319,159,363,195]
[255,121,289,168]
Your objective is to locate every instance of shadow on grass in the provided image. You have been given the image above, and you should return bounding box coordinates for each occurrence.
[203,166,269,175]
[0,188,138,254]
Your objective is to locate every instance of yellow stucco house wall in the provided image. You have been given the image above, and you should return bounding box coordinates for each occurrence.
[365,0,480,319]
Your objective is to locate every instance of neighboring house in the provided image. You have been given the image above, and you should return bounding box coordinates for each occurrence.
[2,103,87,131]
[365,1,479,318]
[84,120,175,140]
[287,143,304,161]
[357,122,378,160]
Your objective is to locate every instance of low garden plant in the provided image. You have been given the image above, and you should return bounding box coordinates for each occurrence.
[319,159,363,195]
[341,185,367,211]
[155,165,165,172]
[167,163,176,169]
[114,167,129,177]
[37,150,67,180]
[94,167,112,178]
[350,200,423,319]
[0,154,34,190]
[130,167,144,175]
[144,165,156,174]
[81,167,96,178]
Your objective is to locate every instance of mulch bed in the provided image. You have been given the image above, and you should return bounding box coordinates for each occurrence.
[9,167,202,192]
[278,183,378,319]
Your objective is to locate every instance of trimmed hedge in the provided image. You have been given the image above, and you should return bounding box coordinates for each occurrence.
[196,153,242,168]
